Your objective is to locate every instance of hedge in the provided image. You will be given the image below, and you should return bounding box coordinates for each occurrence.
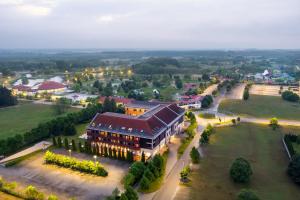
[44,151,108,177]
[284,134,297,157]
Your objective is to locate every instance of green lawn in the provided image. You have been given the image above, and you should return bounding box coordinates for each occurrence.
[176,123,300,200]
[219,95,300,120]
[0,101,78,140]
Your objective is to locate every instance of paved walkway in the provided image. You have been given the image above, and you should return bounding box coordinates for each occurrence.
[0,141,52,165]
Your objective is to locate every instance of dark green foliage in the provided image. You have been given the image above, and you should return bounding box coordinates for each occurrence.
[148,162,160,178]
[52,137,57,146]
[71,139,77,151]
[141,151,146,163]
[243,84,251,100]
[123,186,138,200]
[123,173,135,187]
[78,141,83,152]
[190,147,201,164]
[284,134,296,157]
[0,86,17,108]
[287,155,300,185]
[144,168,155,181]
[282,91,299,102]
[64,138,69,150]
[237,189,260,200]
[175,76,183,89]
[140,176,150,190]
[230,157,253,183]
[57,137,62,148]
[0,103,104,156]
[129,162,146,182]
[201,95,213,108]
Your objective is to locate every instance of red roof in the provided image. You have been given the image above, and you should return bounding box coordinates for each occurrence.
[13,85,33,92]
[89,102,185,136]
[91,112,165,135]
[99,96,133,105]
[38,81,65,90]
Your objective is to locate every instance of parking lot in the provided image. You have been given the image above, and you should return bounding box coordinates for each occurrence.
[0,149,130,200]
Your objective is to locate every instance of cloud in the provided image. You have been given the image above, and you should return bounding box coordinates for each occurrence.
[0,0,299,48]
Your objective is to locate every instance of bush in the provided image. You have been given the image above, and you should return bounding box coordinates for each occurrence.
[24,185,45,200]
[287,155,300,185]
[123,186,138,200]
[44,151,108,177]
[140,176,150,190]
[47,195,58,200]
[237,189,260,200]
[129,161,146,184]
[230,157,253,183]
[269,118,279,130]
[190,147,200,164]
[123,173,135,187]
[282,91,299,102]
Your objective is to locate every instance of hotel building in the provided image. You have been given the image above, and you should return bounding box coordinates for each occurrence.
[86,100,185,158]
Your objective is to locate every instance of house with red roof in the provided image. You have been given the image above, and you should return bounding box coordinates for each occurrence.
[36,81,66,93]
[87,101,185,159]
[99,96,133,106]
[12,85,36,96]
[178,95,203,109]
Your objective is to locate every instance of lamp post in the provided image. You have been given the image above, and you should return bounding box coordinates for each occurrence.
[93,155,97,165]
[68,149,72,157]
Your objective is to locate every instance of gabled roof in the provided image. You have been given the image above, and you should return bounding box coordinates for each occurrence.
[88,102,185,137]
[90,112,165,136]
[38,81,65,90]
[13,85,34,92]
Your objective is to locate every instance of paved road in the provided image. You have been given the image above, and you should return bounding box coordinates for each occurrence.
[241,117,300,127]
[152,121,204,200]
[0,141,52,165]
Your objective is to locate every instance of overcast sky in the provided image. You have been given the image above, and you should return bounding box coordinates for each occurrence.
[0,0,299,49]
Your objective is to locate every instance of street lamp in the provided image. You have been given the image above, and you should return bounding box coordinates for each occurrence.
[68,149,72,157]
[93,155,97,165]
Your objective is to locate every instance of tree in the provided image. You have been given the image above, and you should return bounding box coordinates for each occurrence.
[120,193,129,200]
[201,95,213,108]
[200,132,209,145]
[287,155,300,185]
[269,118,279,130]
[64,123,77,136]
[129,161,146,180]
[78,141,83,152]
[140,176,150,190]
[243,89,249,100]
[237,189,260,200]
[144,168,155,181]
[53,97,71,115]
[22,76,29,85]
[52,137,57,146]
[57,137,62,148]
[72,139,77,151]
[123,186,138,200]
[281,91,299,102]
[64,138,69,150]
[0,87,17,107]
[190,147,200,164]
[124,173,135,187]
[230,157,253,183]
[232,118,236,125]
[141,151,146,163]
[175,77,183,89]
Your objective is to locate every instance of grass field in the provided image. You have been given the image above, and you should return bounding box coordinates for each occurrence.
[0,101,79,140]
[219,95,300,120]
[175,123,300,200]
[0,192,21,200]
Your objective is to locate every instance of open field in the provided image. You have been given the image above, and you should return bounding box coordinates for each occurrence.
[0,101,78,140]
[175,123,300,200]
[219,95,300,120]
[250,84,300,96]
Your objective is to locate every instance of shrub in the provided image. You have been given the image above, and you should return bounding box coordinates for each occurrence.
[44,151,108,177]
[129,161,146,183]
[47,195,58,200]
[140,176,150,190]
[230,157,253,183]
[282,91,300,102]
[190,147,201,164]
[24,185,45,200]
[269,118,279,130]
[287,155,300,185]
[123,186,138,200]
[237,189,260,200]
[144,168,155,181]
[123,173,135,187]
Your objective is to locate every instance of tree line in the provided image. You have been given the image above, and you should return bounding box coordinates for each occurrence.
[0,98,124,156]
